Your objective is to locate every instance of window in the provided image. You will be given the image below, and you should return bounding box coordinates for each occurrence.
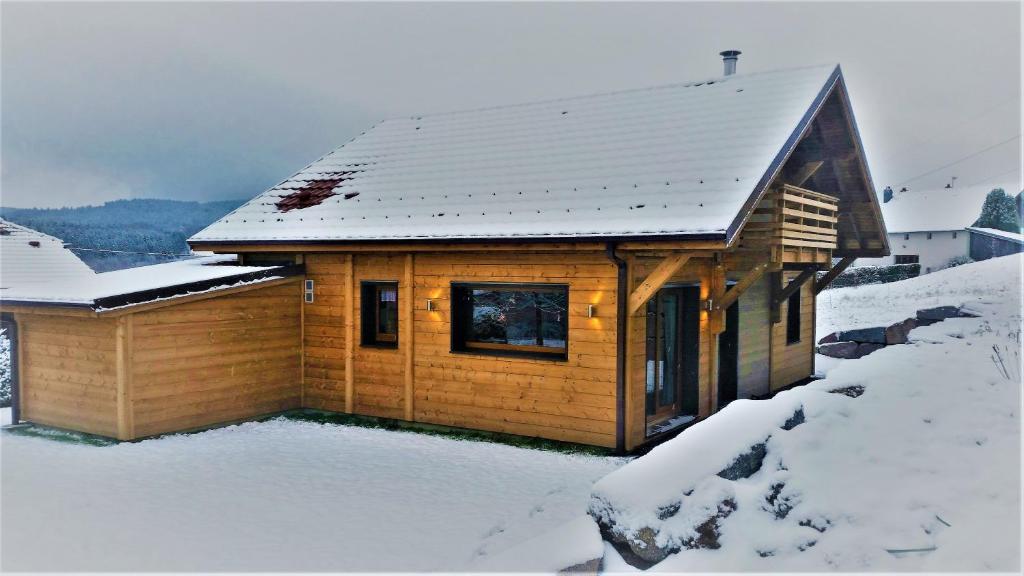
[451,283,568,359]
[927,232,933,240]
[904,233,910,240]
[361,281,398,347]
[894,255,919,265]
[786,288,801,345]
[952,231,958,239]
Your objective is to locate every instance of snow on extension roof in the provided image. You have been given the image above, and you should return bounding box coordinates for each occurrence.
[0,218,95,290]
[882,186,992,233]
[0,255,298,311]
[191,64,841,244]
[967,226,1024,244]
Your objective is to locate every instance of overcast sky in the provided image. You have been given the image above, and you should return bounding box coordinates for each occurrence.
[2,1,1020,209]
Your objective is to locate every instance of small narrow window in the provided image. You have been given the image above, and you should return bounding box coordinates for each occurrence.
[904,233,910,240]
[786,287,801,345]
[952,231,958,239]
[927,232,933,240]
[361,281,398,347]
[451,283,568,359]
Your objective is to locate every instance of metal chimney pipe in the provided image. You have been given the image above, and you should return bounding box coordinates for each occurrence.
[720,50,741,76]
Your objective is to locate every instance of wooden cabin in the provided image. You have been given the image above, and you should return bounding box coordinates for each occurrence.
[2,63,888,452]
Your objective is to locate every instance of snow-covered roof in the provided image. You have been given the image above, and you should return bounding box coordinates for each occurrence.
[0,255,299,311]
[0,218,95,290]
[966,226,1024,244]
[191,64,843,244]
[882,186,992,233]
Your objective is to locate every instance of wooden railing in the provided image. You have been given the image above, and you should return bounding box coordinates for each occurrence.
[739,184,839,264]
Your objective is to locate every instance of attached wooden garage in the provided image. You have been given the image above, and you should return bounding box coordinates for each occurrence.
[1,257,303,440]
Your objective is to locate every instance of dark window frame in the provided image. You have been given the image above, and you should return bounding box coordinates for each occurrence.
[894,254,920,265]
[786,287,802,345]
[360,280,399,348]
[450,282,569,361]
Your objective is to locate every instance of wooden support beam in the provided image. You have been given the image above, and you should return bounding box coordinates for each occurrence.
[788,160,825,188]
[115,315,135,441]
[773,268,817,307]
[813,256,856,294]
[714,262,771,311]
[769,272,783,324]
[628,253,692,315]
[403,253,415,421]
[344,254,355,414]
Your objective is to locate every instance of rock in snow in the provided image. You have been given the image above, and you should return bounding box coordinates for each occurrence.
[817,341,861,358]
[587,254,1022,572]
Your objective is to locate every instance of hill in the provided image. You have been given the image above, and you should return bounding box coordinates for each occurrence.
[0,198,245,271]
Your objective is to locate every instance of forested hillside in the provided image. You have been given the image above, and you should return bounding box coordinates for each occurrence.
[0,198,245,271]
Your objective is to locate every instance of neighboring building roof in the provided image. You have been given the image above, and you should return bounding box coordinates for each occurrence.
[0,218,95,290]
[966,226,1024,244]
[191,64,845,245]
[882,186,992,233]
[0,254,301,311]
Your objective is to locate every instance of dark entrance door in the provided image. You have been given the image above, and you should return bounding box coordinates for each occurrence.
[645,286,700,435]
[717,299,740,409]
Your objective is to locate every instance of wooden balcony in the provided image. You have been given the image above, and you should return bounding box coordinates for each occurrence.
[738,184,839,264]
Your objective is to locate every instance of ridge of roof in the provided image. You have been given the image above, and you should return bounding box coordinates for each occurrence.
[404,63,840,121]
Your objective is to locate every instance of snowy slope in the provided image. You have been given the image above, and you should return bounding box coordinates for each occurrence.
[0,417,625,572]
[588,255,1021,572]
[817,252,1023,335]
[191,64,839,243]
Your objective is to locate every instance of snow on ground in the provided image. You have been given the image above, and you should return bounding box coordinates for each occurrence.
[816,254,1023,336]
[589,254,1021,572]
[0,416,625,572]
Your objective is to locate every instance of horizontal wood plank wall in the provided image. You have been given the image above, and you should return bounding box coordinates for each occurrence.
[353,254,407,419]
[770,271,815,390]
[413,252,619,447]
[18,315,119,437]
[625,258,711,450]
[734,272,771,398]
[130,280,303,437]
[302,254,348,412]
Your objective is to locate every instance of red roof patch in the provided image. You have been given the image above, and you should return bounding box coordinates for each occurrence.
[275,178,345,212]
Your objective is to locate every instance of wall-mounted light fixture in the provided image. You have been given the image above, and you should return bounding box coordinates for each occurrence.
[426,299,436,312]
[587,304,596,318]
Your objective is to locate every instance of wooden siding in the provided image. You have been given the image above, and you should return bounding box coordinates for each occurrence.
[352,254,408,419]
[302,254,349,413]
[297,251,620,447]
[413,252,618,447]
[18,315,119,437]
[129,281,303,438]
[735,273,771,398]
[770,271,815,390]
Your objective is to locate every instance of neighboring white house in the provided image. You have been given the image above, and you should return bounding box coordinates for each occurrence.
[853,186,991,273]
[0,219,95,291]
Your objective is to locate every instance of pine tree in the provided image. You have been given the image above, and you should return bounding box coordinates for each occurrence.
[973,188,1021,233]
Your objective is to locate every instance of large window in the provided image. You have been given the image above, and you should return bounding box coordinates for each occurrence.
[451,283,568,359]
[361,281,398,347]
[786,288,802,345]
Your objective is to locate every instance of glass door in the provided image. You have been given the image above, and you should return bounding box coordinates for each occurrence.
[645,286,700,435]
